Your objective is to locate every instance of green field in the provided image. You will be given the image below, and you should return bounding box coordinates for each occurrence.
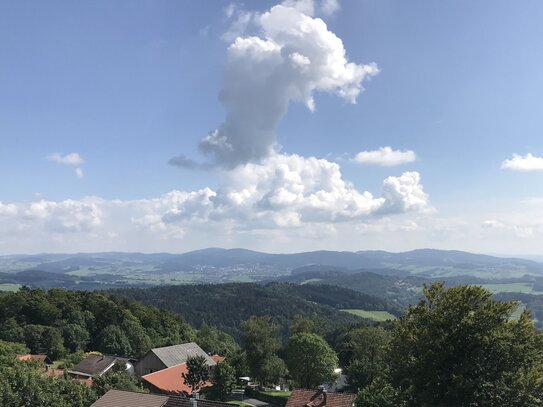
[342,309,397,322]
[227,402,252,407]
[481,283,543,295]
[300,278,323,285]
[261,391,291,397]
[0,283,22,292]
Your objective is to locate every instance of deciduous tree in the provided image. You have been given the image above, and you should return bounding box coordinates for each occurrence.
[286,333,338,389]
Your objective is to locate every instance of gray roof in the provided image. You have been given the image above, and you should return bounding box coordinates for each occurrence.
[151,342,216,368]
[91,390,169,407]
[68,354,117,377]
[165,396,232,407]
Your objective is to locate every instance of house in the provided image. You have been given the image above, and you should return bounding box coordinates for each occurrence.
[91,390,233,407]
[16,354,53,365]
[135,342,216,376]
[210,354,226,364]
[164,395,232,407]
[90,389,170,407]
[285,388,355,407]
[68,354,117,381]
[141,362,213,395]
[16,354,65,379]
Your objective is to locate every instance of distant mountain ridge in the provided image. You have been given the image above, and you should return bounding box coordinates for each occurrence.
[1,248,541,283]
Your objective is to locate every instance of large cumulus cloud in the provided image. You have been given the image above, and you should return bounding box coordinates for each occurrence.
[189,3,378,168]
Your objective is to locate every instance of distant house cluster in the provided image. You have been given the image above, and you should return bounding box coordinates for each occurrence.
[17,342,355,407]
[91,387,356,407]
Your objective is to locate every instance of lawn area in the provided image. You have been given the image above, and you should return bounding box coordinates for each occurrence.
[0,283,21,292]
[481,283,543,295]
[342,309,397,322]
[261,391,292,398]
[227,401,253,407]
[300,278,323,285]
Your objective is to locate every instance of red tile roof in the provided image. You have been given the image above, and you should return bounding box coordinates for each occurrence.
[210,355,225,364]
[16,354,51,363]
[142,363,213,395]
[285,389,355,407]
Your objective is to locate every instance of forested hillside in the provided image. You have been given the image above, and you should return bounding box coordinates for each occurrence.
[0,287,196,358]
[109,282,390,340]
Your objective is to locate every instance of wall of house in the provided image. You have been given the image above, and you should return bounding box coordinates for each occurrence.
[134,352,167,376]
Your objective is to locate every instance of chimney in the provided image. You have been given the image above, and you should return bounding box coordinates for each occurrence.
[317,386,327,405]
[191,391,200,407]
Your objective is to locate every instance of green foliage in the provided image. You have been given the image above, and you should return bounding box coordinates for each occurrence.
[62,323,90,353]
[354,377,402,407]
[96,325,132,356]
[289,315,325,336]
[241,316,282,386]
[228,349,249,378]
[92,370,143,397]
[110,283,371,340]
[197,324,240,356]
[183,355,210,393]
[0,340,29,357]
[285,333,338,389]
[0,358,97,407]
[388,283,543,406]
[0,287,196,358]
[341,326,390,390]
[23,324,66,359]
[211,362,237,400]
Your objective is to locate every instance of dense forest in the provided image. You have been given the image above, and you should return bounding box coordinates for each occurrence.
[2,283,543,406]
[108,282,392,339]
[0,287,197,358]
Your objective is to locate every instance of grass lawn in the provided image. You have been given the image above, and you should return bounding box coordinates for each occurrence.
[300,278,323,285]
[481,283,543,295]
[342,309,397,322]
[261,391,292,398]
[0,283,21,292]
[227,401,253,407]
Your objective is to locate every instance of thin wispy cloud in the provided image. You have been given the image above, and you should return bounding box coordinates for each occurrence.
[47,152,85,178]
[47,152,84,166]
[352,147,416,166]
[501,153,543,172]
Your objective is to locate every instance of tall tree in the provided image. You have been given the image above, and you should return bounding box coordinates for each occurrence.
[182,355,210,394]
[212,362,237,401]
[387,283,543,407]
[344,326,390,390]
[286,333,338,389]
[240,316,282,386]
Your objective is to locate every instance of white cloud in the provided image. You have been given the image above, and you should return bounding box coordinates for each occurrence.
[0,154,431,252]
[353,147,416,166]
[75,168,84,179]
[501,153,543,171]
[47,152,85,166]
[320,0,340,16]
[22,199,102,233]
[281,0,340,16]
[199,3,378,168]
[162,153,428,228]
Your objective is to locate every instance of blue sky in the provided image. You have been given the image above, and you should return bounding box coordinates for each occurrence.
[1,0,543,254]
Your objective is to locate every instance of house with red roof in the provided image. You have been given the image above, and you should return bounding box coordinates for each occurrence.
[285,388,355,407]
[141,362,213,395]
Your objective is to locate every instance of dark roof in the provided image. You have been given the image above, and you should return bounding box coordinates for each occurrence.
[151,343,216,368]
[91,390,169,407]
[69,354,117,377]
[285,389,355,407]
[165,396,232,407]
